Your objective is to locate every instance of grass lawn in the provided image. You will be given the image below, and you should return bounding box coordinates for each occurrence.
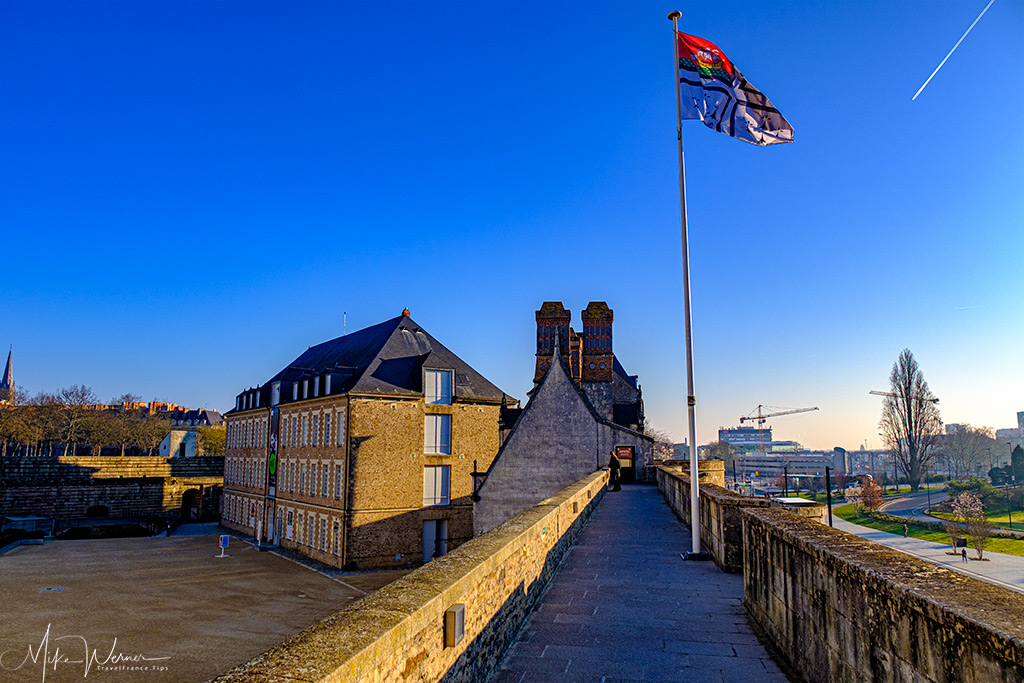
[833,504,1024,558]
[930,509,1023,532]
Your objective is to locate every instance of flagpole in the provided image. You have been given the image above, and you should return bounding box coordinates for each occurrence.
[668,10,703,559]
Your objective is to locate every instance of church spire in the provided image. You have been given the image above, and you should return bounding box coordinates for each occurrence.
[0,347,12,403]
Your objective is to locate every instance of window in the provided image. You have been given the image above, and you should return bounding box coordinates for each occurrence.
[337,410,345,446]
[292,383,298,401]
[291,417,297,447]
[314,376,320,397]
[333,522,340,556]
[324,415,331,446]
[424,414,451,454]
[322,464,328,496]
[310,463,316,496]
[425,370,452,405]
[335,465,342,499]
[320,519,327,551]
[281,419,287,448]
[288,462,294,493]
[309,518,315,547]
[302,416,308,446]
[312,415,319,447]
[300,464,306,494]
[423,465,451,506]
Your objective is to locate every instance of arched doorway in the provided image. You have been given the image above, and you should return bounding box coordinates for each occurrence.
[181,488,203,521]
[85,504,110,518]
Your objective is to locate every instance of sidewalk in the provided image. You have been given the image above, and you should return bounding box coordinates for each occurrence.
[489,485,790,683]
[831,516,1024,594]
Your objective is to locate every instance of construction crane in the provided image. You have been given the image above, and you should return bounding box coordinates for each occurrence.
[869,390,939,403]
[739,405,819,453]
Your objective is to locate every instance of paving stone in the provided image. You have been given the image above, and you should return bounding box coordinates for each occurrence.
[488,485,793,682]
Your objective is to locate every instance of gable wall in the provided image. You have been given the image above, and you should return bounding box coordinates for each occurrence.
[474,358,602,535]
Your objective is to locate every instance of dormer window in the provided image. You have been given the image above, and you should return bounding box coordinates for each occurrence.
[424,370,452,405]
[314,376,320,397]
[292,383,298,401]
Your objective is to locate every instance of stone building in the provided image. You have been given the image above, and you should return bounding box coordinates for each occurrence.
[221,311,513,569]
[474,302,653,535]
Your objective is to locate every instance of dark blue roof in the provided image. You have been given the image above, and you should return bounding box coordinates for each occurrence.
[264,315,507,402]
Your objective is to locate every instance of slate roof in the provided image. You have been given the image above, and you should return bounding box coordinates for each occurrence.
[613,356,637,389]
[262,314,507,403]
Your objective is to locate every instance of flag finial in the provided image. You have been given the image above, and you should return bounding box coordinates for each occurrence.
[667,11,680,20]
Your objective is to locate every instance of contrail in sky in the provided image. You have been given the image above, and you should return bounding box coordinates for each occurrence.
[912,0,996,101]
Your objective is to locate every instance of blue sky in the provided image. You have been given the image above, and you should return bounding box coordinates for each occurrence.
[2,1,1022,451]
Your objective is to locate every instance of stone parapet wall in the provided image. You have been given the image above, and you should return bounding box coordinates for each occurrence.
[743,507,1024,683]
[214,469,609,683]
[0,456,224,483]
[0,456,223,519]
[656,464,768,572]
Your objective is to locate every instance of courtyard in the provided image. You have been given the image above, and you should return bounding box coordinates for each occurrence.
[0,529,406,682]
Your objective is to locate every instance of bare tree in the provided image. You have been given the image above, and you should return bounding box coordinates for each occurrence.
[108,394,145,457]
[940,425,996,479]
[57,385,99,456]
[196,425,226,458]
[704,441,737,469]
[879,349,942,491]
[643,425,675,461]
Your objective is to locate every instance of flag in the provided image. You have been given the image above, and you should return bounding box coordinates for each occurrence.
[675,31,793,146]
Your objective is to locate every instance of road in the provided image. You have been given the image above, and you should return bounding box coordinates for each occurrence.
[878,489,947,522]
[877,488,1024,536]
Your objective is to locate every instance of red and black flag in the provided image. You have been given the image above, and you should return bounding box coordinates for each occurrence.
[675,32,794,146]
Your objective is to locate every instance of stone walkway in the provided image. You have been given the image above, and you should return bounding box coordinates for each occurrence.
[489,485,790,683]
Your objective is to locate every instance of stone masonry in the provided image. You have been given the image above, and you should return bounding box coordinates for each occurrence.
[474,345,652,536]
[0,455,223,521]
[743,507,1024,683]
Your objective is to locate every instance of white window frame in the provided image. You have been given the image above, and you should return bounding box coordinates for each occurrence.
[335,464,342,499]
[423,465,451,506]
[424,369,453,405]
[322,463,329,497]
[424,414,451,455]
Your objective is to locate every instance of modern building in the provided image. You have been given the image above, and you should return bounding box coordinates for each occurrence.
[474,302,652,535]
[734,451,846,482]
[718,426,772,452]
[221,311,513,569]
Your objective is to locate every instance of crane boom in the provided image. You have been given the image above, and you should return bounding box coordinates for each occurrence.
[738,405,819,453]
[739,405,819,424]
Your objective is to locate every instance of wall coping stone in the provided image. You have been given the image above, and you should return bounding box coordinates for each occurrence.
[215,469,608,682]
[743,507,1024,659]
